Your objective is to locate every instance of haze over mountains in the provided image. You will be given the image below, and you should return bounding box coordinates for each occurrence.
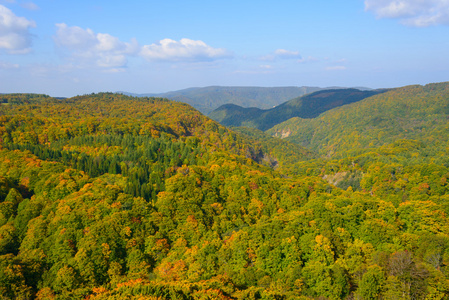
[119,85,371,115]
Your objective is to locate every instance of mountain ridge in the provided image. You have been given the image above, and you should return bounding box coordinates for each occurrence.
[118,85,372,114]
[268,82,449,158]
[209,88,387,131]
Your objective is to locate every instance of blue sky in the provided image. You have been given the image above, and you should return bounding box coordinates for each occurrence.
[0,0,448,97]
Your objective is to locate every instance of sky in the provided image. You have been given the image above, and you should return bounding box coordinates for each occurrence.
[0,0,448,97]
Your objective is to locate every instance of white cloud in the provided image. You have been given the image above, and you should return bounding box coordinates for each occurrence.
[326,66,347,71]
[0,5,36,54]
[54,23,139,68]
[233,69,272,75]
[260,49,302,61]
[297,56,319,63]
[54,24,97,49]
[54,27,230,68]
[274,49,302,59]
[20,2,39,10]
[365,0,449,27]
[140,38,232,62]
[0,60,19,69]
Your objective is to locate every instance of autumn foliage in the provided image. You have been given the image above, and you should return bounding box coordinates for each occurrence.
[1,86,449,299]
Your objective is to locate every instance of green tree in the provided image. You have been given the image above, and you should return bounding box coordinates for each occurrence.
[356,265,385,299]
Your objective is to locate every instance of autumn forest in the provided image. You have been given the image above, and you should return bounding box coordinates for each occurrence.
[1,82,449,299]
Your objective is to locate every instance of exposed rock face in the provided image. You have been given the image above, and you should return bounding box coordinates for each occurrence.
[273,129,291,139]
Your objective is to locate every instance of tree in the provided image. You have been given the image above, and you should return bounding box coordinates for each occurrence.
[356,265,384,299]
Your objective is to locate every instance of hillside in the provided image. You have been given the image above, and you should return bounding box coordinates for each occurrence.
[120,86,327,114]
[268,82,449,158]
[210,88,386,131]
[1,89,449,299]
[230,126,316,172]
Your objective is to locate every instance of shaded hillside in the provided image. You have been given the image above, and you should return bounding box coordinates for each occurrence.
[231,126,316,171]
[268,82,449,158]
[120,86,325,114]
[210,88,386,131]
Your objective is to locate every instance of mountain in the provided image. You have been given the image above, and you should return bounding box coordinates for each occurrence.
[268,82,449,158]
[2,86,449,299]
[210,88,387,131]
[119,86,332,114]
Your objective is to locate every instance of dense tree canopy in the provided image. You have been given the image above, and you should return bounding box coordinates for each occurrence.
[1,85,449,299]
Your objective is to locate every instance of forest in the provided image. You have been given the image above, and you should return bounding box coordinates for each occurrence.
[209,89,386,131]
[1,83,449,299]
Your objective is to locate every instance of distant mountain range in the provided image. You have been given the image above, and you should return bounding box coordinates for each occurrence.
[118,85,371,115]
[209,88,387,131]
